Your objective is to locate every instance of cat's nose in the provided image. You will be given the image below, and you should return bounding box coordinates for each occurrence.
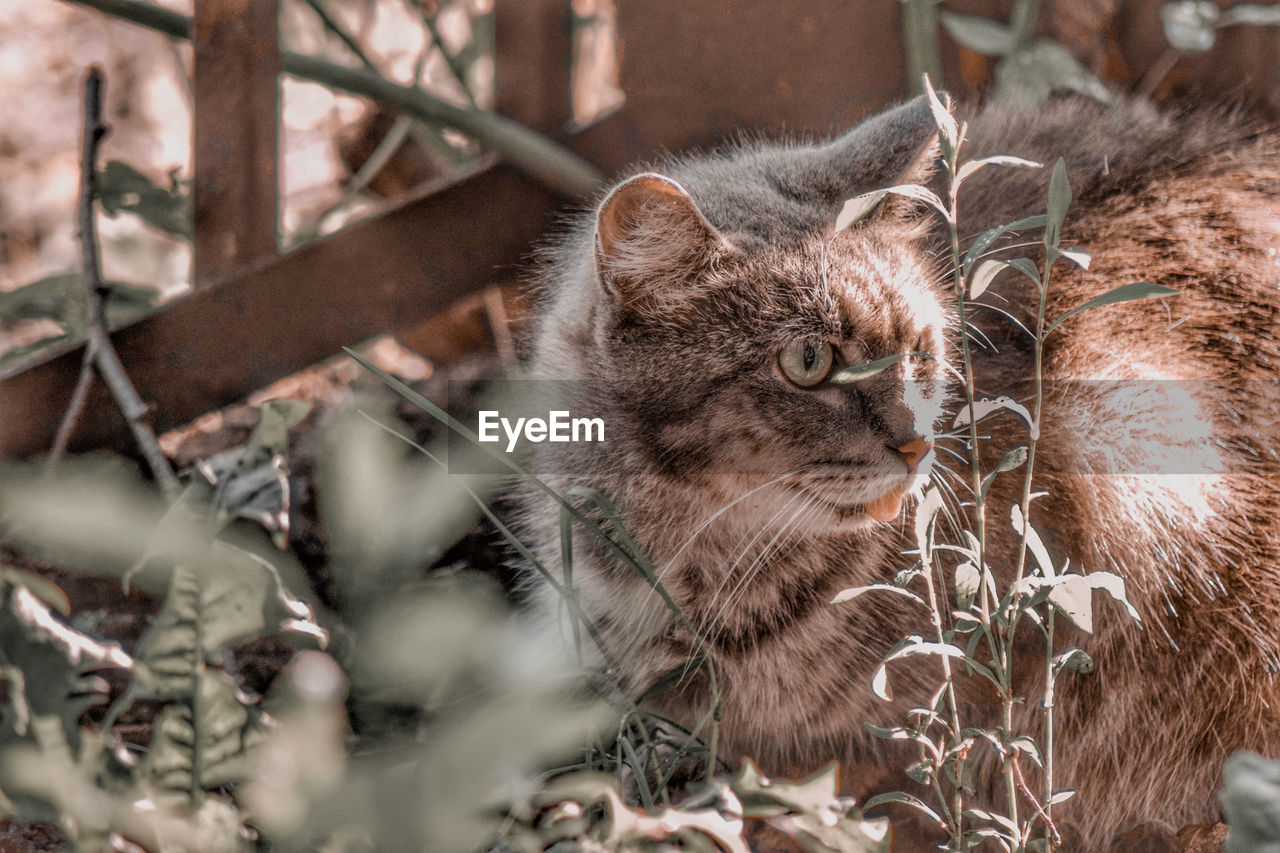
[895,436,933,470]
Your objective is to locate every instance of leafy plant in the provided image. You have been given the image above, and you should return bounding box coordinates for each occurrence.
[0,402,326,847]
[1159,1,1280,53]
[830,78,1166,851]
[937,3,1112,103]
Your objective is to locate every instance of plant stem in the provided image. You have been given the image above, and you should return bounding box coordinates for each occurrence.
[1009,0,1041,47]
[899,0,944,94]
[75,67,182,499]
[1042,608,1056,845]
[920,546,965,847]
[63,0,605,200]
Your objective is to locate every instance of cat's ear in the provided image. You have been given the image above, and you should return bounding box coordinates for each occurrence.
[594,173,726,314]
[825,94,943,223]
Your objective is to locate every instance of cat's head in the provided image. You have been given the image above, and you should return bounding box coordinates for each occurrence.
[581,97,952,531]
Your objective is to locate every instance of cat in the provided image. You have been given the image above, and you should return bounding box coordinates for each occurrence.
[515,93,1280,848]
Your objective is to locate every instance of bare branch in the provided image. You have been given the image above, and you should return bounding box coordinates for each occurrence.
[74,67,182,499]
[64,0,605,200]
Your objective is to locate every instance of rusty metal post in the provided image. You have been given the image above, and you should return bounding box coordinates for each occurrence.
[193,0,280,285]
[494,0,575,133]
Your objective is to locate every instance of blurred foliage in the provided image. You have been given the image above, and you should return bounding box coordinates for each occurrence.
[0,273,159,374]
[1160,2,1280,53]
[0,379,900,851]
[938,6,1113,102]
[98,162,192,242]
[1222,752,1280,853]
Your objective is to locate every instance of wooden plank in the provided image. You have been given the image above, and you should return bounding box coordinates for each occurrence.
[494,0,575,132]
[193,0,280,284]
[0,160,559,457]
[566,0,909,172]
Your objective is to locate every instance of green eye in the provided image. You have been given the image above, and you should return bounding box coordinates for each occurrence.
[780,339,834,387]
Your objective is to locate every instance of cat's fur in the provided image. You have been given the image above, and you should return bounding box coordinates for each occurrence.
[517,95,1280,847]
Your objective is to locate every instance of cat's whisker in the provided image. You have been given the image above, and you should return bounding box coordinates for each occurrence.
[656,468,804,582]
[701,495,821,655]
[704,493,814,635]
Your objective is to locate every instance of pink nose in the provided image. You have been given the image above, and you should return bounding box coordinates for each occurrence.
[896,437,932,469]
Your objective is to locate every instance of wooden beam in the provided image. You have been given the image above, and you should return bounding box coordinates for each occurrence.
[0,160,559,457]
[193,0,280,284]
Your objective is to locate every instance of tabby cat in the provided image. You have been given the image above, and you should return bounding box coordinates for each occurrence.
[517,94,1280,847]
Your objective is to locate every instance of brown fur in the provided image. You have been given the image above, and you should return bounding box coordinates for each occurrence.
[516,95,1280,848]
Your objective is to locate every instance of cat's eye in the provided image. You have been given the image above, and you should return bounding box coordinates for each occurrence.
[779,339,835,387]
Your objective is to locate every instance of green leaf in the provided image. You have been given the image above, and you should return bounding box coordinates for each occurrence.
[1011,503,1056,579]
[955,155,1041,186]
[913,486,944,559]
[829,353,906,384]
[864,723,916,741]
[1219,4,1280,27]
[832,583,925,607]
[1051,648,1094,679]
[98,161,192,240]
[834,191,888,233]
[882,183,950,220]
[862,791,943,825]
[1047,788,1076,806]
[1160,0,1219,51]
[1010,736,1044,767]
[940,10,1018,55]
[190,399,312,548]
[980,446,1028,499]
[962,213,1048,274]
[922,74,959,158]
[968,259,1006,300]
[1047,575,1093,632]
[1057,246,1091,270]
[953,395,1037,438]
[142,669,263,806]
[1045,158,1071,249]
[1045,282,1180,336]
[872,637,965,701]
[955,562,981,610]
[994,41,1114,104]
[1084,570,1143,623]
[0,583,128,747]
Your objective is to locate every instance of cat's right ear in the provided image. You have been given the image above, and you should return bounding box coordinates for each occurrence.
[825,94,942,216]
[594,173,727,315]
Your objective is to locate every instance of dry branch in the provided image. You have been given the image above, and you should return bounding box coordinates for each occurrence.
[63,67,182,498]
[64,0,606,200]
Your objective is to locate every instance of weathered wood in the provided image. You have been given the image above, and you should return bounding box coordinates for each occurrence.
[568,0,909,171]
[494,0,575,132]
[0,161,559,456]
[193,0,280,284]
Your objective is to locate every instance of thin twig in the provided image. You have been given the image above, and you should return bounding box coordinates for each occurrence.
[1136,47,1180,98]
[48,345,97,460]
[1013,754,1061,847]
[64,0,605,200]
[74,67,182,499]
[301,0,378,71]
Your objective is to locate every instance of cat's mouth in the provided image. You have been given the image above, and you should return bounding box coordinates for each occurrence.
[790,456,934,525]
[788,479,916,525]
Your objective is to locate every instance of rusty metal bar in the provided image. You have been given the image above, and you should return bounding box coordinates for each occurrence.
[193,0,280,284]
